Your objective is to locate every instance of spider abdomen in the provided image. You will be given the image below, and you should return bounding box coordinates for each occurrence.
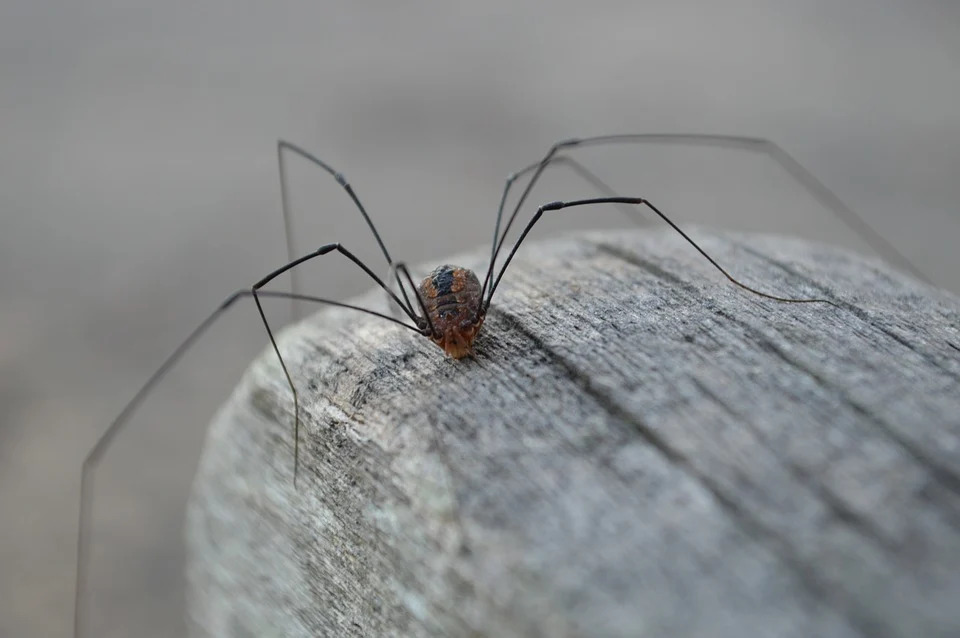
[418,265,485,358]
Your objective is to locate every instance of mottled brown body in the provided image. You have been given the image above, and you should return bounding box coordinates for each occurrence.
[418,265,485,358]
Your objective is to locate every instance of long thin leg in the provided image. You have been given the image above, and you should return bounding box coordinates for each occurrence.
[483,153,650,296]
[539,155,654,226]
[480,134,929,304]
[250,242,432,490]
[74,287,421,638]
[278,140,416,316]
[381,262,439,337]
[271,241,421,325]
[396,262,436,336]
[485,197,840,310]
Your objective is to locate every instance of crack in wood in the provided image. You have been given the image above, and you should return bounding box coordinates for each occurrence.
[494,306,881,638]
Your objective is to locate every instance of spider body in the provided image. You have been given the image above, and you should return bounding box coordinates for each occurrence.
[418,264,485,358]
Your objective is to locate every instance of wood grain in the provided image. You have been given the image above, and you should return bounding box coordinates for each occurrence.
[185,228,960,638]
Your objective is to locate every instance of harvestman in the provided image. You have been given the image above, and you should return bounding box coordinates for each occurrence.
[73,133,929,636]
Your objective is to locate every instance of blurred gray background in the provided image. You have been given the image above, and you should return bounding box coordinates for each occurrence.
[1,1,958,636]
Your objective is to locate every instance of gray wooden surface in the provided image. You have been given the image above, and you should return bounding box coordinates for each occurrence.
[185,228,960,638]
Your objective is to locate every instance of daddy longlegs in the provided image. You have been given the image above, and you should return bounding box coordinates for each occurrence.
[74,133,930,637]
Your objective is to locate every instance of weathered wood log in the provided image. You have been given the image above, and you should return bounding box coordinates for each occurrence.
[185,228,960,638]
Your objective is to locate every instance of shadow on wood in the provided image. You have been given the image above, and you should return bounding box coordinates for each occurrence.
[186,228,960,638]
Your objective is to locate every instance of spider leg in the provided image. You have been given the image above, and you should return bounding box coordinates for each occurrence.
[277,141,417,317]
[481,134,929,305]
[75,286,422,638]
[485,197,840,311]
[396,262,435,336]
[250,242,431,486]
[535,155,654,226]
[484,154,653,290]
[383,261,405,322]
[381,262,438,336]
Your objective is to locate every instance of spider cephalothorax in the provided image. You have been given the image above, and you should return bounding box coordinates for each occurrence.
[418,264,485,358]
